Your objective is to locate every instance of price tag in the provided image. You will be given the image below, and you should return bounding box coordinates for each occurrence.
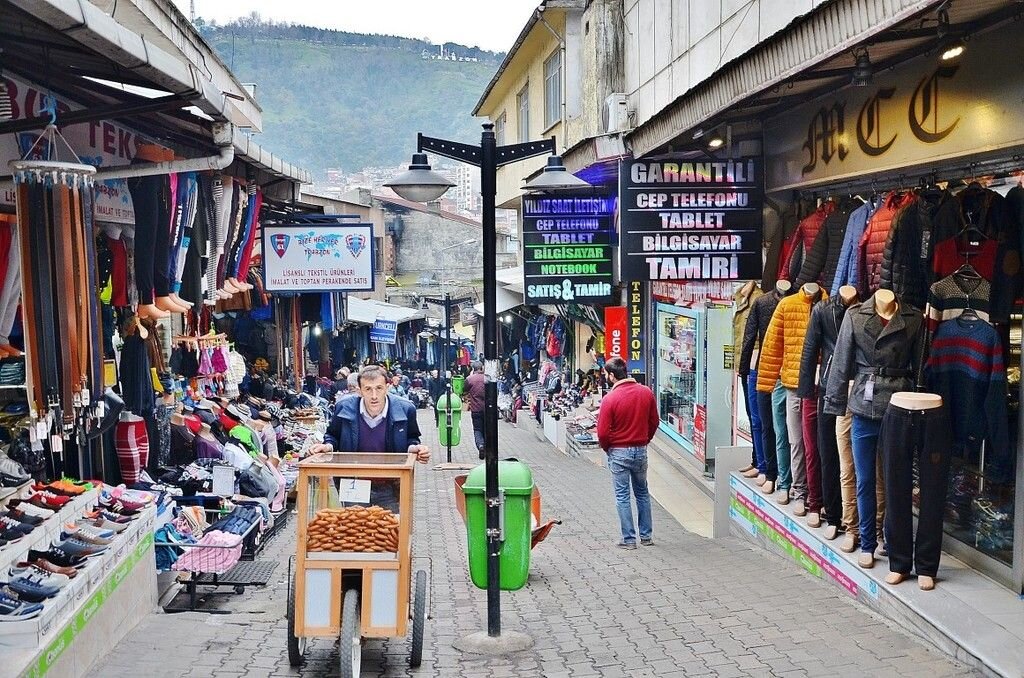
[50,435,63,453]
[35,420,47,440]
[337,478,372,504]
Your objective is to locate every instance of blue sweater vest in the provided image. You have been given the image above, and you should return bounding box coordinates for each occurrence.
[358,417,388,452]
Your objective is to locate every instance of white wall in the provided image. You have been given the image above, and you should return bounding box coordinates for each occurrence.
[623,0,831,128]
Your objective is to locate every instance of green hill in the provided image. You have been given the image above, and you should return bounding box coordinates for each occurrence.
[199,18,502,180]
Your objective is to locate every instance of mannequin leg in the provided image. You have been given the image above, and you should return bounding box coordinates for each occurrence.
[757,389,778,494]
[771,381,791,502]
[785,389,807,514]
[836,408,859,551]
[882,407,914,578]
[739,371,756,473]
[851,414,882,566]
[817,399,842,539]
[747,370,765,481]
[801,396,821,524]
[914,407,952,585]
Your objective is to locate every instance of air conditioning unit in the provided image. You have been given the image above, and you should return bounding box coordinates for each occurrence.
[603,93,630,134]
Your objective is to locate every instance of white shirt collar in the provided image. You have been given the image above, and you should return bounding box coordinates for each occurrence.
[359,396,389,429]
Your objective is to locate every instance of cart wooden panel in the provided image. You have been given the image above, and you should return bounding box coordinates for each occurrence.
[293,452,415,638]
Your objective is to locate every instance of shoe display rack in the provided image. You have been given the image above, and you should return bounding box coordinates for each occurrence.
[0,479,32,505]
[0,490,157,678]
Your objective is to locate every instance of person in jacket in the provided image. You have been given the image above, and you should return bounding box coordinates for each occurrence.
[823,290,924,568]
[311,365,431,464]
[465,361,487,459]
[596,357,659,549]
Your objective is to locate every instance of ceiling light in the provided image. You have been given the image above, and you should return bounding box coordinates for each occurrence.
[940,38,965,61]
[852,49,873,87]
[706,130,724,150]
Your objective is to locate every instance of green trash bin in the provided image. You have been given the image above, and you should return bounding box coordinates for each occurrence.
[452,375,465,396]
[461,461,533,591]
[435,392,463,446]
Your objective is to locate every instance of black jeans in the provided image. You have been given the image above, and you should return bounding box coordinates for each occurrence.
[740,373,755,466]
[128,176,160,303]
[881,403,952,577]
[756,391,778,482]
[817,399,842,528]
[471,411,485,453]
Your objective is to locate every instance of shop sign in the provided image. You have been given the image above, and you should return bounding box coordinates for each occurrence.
[626,281,646,378]
[370,319,398,344]
[262,223,375,292]
[693,404,707,462]
[0,75,144,224]
[604,306,627,361]
[522,193,616,304]
[650,280,737,306]
[765,20,1024,191]
[619,158,763,282]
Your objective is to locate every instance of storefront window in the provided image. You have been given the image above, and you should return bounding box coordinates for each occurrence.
[656,308,698,447]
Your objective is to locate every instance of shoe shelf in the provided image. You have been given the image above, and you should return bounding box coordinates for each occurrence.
[0,479,32,505]
[0,489,99,575]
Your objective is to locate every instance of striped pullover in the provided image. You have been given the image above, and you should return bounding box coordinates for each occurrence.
[925,272,991,331]
[925,317,1009,470]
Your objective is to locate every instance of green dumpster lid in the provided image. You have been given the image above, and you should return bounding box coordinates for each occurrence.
[435,393,463,409]
[462,461,534,495]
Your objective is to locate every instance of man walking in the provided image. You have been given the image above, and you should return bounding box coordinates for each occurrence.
[596,358,659,549]
[465,361,486,459]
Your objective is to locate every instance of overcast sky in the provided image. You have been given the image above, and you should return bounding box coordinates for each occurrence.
[171,0,540,52]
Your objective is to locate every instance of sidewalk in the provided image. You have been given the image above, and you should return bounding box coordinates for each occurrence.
[93,411,976,677]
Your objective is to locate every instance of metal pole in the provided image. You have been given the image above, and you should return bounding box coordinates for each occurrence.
[445,292,453,463]
[480,123,501,637]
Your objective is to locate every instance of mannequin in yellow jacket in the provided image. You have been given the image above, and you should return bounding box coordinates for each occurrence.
[756,282,826,515]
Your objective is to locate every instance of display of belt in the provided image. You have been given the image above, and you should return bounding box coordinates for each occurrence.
[863,367,913,377]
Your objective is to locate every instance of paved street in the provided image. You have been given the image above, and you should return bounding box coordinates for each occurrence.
[95,414,976,677]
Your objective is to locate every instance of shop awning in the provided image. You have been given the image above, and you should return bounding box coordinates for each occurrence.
[473,284,523,316]
[346,296,425,325]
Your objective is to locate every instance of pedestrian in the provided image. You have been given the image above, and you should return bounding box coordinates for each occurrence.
[388,374,408,399]
[465,360,486,459]
[596,357,659,549]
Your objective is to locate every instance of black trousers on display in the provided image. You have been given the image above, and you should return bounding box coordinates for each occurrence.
[128,176,158,304]
[740,374,755,466]
[880,404,952,578]
[756,391,778,482]
[817,399,843,528]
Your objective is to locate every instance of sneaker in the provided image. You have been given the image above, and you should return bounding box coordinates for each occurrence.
[61,525,113,545]
[5,574,61,602]
[617,541,637,550]
[27,547,85,570]
[640,538,655,546]
[84,509,134,524]
[23,558,77,579]
[0,455,29,487]
[97,500,141,517]
[53,537,107,558]
[28,492,70,511]
[0,591,43,620]
[3,508,43,527]
[10,564,70,588]
[0,526,23,543]
[0,516,34,536]
[75,516,127,534]
[7,500,53,519]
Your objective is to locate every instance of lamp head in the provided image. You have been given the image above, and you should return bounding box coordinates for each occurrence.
[384,152,456,203]
[523,155,591,192]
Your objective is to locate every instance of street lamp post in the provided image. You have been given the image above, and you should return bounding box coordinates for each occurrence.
[386,123,588,648]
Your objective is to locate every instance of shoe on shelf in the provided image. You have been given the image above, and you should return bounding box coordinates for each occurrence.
[0,590,44,620]
[7,500,53,519]
[0,516,34,536]
[75,517,127,534]
[0,526,24,543]
[617,541,638,550]
[60,525,113,546]
[0,455,29,487]
[53,538,107,558]
[3,508,44,527]
[23,558,77,579]
[5,574,61,602]
[27,492,71,511]
[8,564,70,588]
[84,509,134,525]
[27,547,86,570]
[97,500,141,517]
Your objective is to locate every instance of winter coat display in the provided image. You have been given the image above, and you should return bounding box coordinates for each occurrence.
[738,290,782,378]
[831,197,879,295]
[797,295,853,400]
[779,202,834,282]
[859,191,916,296]
[879,189,959,310]
[732,281,764,360]
[755,286,826,393]
[823,293,925,420]
[795,197,861,291]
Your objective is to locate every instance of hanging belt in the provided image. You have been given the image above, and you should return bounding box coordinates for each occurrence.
[53,185,78,428]
[15,183,42,415]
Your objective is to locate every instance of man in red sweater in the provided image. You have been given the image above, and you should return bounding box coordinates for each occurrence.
[597,357,659,548]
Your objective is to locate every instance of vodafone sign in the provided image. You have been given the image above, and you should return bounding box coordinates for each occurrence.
[604,306,627,361]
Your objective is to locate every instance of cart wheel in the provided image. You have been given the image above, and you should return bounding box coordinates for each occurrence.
[410,570,427,668]
[339,588,362,678]
[286,570,306,667]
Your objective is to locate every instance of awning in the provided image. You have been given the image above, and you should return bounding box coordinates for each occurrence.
[473,284,523,316]
[346,296,425,325]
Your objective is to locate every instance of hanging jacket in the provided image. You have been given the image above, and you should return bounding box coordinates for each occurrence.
[823,293,925,420]
[755,286,827,392]
[795,198,862,291]
[778,202,834,282]
[738,290,782,378]
[858,191,916,296]
[762,199,810,291]
[732,281,764,362]
[831,198,879,295]
[797,295,854,399]
[879,190,959,311]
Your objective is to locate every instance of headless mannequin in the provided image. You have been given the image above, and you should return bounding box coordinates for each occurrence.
[885,391,943,591]
[750,280,793,372]
[839,285,857,306]
[170,413,187,427]
[198,423,217,440]
[874,288,897,320]
[801,282,820,297]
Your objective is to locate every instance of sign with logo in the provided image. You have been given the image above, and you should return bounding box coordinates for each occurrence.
[604,306,627,361]
[764,21,1024,191]
[626,281,646,379]
[370,319,398,344]
[619,158,763,282]
[262,223,374,292]
[522,193,616,304]
[1,75,143,223]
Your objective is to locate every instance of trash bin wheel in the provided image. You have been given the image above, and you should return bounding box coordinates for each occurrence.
[339,588,362,678]
[286,570,306,667]
[410,569,427,667]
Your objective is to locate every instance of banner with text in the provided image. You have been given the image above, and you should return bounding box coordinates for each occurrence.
[626,281,647,379]
[619,158,763,282]
[262,223,375,292]
[522,193,616,304]
[370,319,398,344]
[604,306,627,361]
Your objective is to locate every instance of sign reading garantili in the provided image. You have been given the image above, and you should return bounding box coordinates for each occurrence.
[619,158,763,282]
[522,193,615,304]
[262,223,375,292]
[764,20,1024,191]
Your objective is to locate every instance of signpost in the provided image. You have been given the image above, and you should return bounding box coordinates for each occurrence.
[369,319,398,344]
[262,222,375,292]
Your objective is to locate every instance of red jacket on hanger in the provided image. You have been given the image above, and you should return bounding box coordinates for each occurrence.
[858,191,916,296]
[778,202,834,282]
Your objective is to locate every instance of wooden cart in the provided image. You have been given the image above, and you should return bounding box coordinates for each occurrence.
[286,452,427,676]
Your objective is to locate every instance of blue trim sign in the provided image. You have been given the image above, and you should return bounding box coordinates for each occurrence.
[370,319,398,344]
[262,223,375,292]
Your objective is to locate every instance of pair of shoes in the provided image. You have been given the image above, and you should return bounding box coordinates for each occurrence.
[27,547,86,570]
[18,558,77,578]
[640,538,654,546]
[3,571,62,602]
[617,541,637,550]
[0,590,43,620]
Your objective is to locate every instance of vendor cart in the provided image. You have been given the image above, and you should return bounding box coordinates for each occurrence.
[286,452,427,676]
